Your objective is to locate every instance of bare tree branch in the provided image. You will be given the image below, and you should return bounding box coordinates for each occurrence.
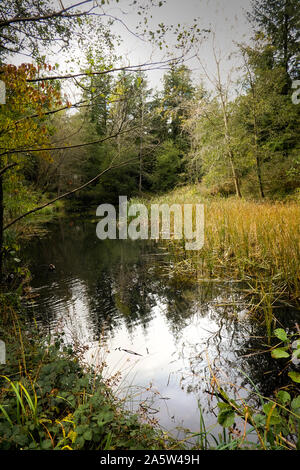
[22,58,185,83]
[0,163,17,178]
[0,126,140,157]
[0,1,95,28]
[4,157,137,231]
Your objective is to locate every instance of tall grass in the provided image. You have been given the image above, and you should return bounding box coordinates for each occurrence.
[136,186,300,305]
[0,376,38,426]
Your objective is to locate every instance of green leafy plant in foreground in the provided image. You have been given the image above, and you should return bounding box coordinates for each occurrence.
[0,330,176,451]
[215,327,300,449]
[271,328,300,385]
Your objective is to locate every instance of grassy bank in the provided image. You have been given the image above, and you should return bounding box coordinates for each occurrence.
[133,186,300,309]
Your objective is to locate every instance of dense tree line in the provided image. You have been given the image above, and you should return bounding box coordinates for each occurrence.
[0,0,202,277]
[24,0,298,204]
[0,0,299,278]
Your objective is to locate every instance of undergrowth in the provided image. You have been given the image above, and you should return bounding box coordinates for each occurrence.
[0,297,179,450]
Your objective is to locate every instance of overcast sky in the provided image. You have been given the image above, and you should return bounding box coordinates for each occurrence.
[10,0,254,98]
[108,0,253,89]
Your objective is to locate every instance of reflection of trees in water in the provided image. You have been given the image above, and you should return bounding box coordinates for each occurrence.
[177,303,300,409]
[87,261,158,340]
[174,313,253,394]
[23,219,300,405]
[87,274,121,340]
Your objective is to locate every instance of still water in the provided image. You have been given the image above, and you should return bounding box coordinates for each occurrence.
[21,217,299,441]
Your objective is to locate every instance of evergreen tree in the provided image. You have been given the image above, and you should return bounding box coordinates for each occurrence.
[248,0,300,82]
[161,64,195,148]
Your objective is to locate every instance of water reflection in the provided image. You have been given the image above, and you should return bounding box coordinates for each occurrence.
[22,217,300,439]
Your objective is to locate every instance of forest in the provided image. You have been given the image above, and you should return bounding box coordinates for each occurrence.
[0,0,299,454]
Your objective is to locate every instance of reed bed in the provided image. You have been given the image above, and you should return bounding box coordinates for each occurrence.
[136,186,300,304]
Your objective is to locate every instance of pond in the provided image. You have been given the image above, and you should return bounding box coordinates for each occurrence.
[21,216,299,443]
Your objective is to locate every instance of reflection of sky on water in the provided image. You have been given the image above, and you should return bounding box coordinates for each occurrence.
[22,219,299,443]
[25,274,253,438]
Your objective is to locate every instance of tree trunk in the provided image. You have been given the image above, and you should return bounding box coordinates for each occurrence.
[253,114,265,198]
[215,58,242,199]
[138,91,144,194]
[243,53,265,199]
[139,153,142,194]
[234,173,242,199]
[0,162,18,283]
[283,3,290,90]
[228,149,242,198]
[255,154,265,199]
[138,120,143,193]
[0,174,4,283]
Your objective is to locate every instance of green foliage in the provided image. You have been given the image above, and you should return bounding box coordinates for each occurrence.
[271,327,300,367]
[0,0,116,64]
[215,327,300,449]
[288,372,300,384]
[274,328,288,342]
[152,141,182,192]
[160,65,195,147]
[215,387,300,449]
[247,0,300,78]
[271,348,290,359]
[217,403,235,428]
[0,332,173,450]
